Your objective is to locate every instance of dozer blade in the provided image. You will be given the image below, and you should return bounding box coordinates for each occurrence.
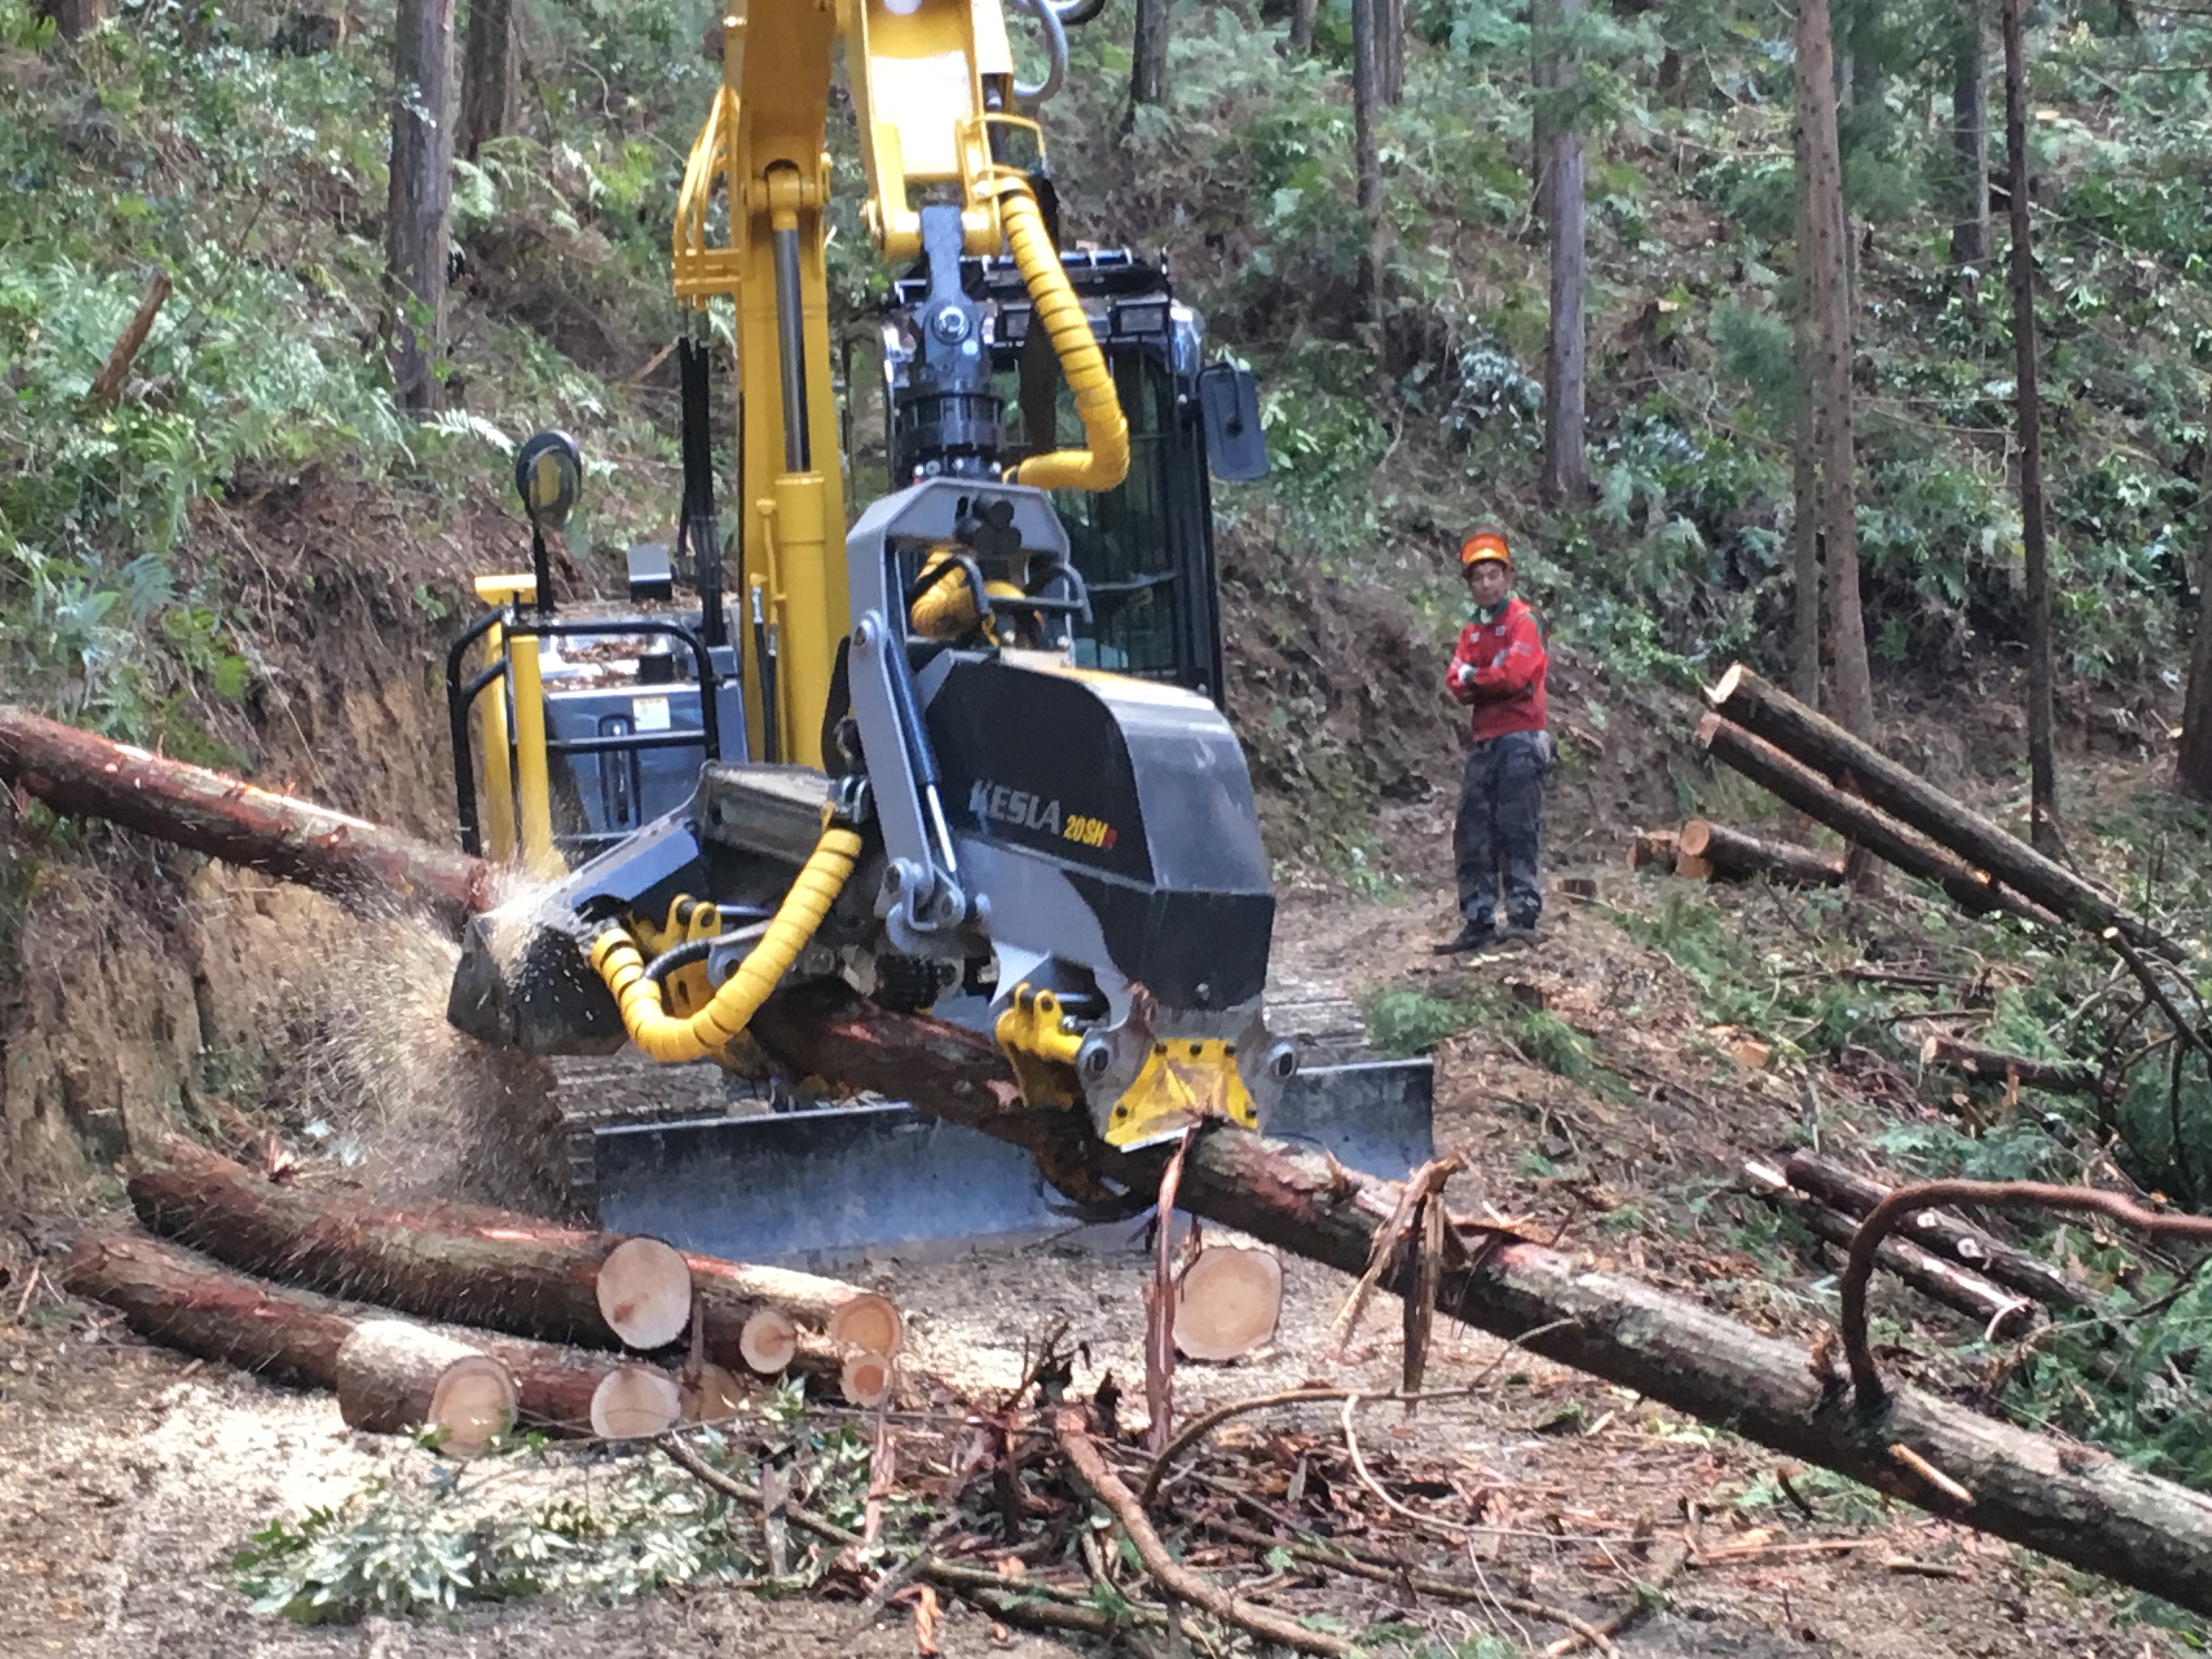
[593,1057,1434,1268]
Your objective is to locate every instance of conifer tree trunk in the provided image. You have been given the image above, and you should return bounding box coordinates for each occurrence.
[1541,0,1588,504]
[2177,452,2212,802]
[1950,0,1990,270]
[1792,159,1825,710]
[2002,0,2059,853]
[386,0,456,413]
[1351,0,1383,316]
[1131,0,1170,108]
[459,0,515,161]
[1796,0,1875,742]
[1378,0,1405,104]
[1289,0,1318,55]
[35,0,103,37]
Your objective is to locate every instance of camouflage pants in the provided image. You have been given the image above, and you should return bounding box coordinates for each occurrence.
[1453,729,1547,929]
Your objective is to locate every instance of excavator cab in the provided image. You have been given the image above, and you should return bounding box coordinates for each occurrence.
[849,249,1263,707]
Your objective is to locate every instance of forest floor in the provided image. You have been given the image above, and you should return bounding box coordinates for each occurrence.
[0,788,2193,1659]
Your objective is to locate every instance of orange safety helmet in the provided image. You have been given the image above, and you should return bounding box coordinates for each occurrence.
[1459,528,1512,570]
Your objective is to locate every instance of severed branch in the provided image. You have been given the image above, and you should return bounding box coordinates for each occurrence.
[1054,1404,1353,1657]
[1205,1519,1621,1655]
[1916,1032,2102,1098]
[663,1433,1137,1639]
[1842,1180,2212,1403]
[85,270,173,409]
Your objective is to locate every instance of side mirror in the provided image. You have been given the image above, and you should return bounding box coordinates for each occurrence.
[1197,363,1266,482]
[514,430,583,532]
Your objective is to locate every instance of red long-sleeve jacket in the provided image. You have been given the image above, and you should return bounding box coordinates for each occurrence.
[1446,597,1548,743]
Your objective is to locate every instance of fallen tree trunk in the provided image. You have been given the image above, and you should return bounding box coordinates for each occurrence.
[1678,819,1844,888]
[1695,715,2050,925]
[0,703,496,927]
[1782,1152,2097,1313]
[749,982,2212,1617]
[1917,1032,2103,1098]
[128,1139,900,1368]
[1741,1162,2034,1339]
[1706,667,2177,958]
[59,1232,656,1438]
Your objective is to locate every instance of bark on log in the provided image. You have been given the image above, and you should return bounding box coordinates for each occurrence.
[1695,713,2051,926]
[1707,666,2177,958]
[748,982,2212,1617]
[1626,828,1679,873]
[58,1231,668,1438]
[1782,1152,2096,1313]
[1918,1032,2102,1097]
[1741,1163,2034,1339]
[128,1139,895,1368]
[0,704,496,926]
[1678,819,1845,888]
[334,1319,518,1452]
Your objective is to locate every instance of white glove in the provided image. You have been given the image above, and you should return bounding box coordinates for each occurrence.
[1449,663,1475,690]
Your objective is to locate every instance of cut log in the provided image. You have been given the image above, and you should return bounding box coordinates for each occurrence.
[60,1231,659,1440]
[1695,714,2050,924]
[1174,1246,1284,1361]
[1741,1164,2034,1339]
[739,1307,800,1375]
[1706,666,2178,958]
[129,1139,902,1370]
[1673,853,1714,881]
[335,1320,518,1453]
[1782,1153,2096,1313]
[681,1363,747,1424]
[0,703,495,927]
[1917,1033,2101,1097]
[595,1236,692,1349]
[1626,828,1679,873]
[839,1350,896,1408]
[590,1365,683,1438]
[826,1291,905,1358]
[1678,819,1845,888]
[748,981,2212,1618]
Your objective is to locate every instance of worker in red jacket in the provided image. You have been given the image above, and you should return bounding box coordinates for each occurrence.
[1435,528,1550,953]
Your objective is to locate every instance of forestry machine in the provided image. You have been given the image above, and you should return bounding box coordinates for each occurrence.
[441,0,1430,1263]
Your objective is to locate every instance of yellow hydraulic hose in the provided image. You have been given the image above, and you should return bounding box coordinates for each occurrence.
[588,821,863,1064]
[997,184,1129,495]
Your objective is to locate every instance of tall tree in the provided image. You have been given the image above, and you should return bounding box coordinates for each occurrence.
[2177,453,2212,802]
[1792,147,1825,710]
[1797,0,1875,741]
[386,0,456,413]
[1537,0,1588,503]
[2001,0,2059,852]
[1950,0,1990,270]
[1351,0,1383,315]
[1131,0,1170,109]
[1378,0,1405,104]
[459,0,515,162]
[1289,0,1318,55]
[34,0,103,37]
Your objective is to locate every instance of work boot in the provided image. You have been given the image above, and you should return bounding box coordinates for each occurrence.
[1496,912,1541,944]
[1431,920,1498,955]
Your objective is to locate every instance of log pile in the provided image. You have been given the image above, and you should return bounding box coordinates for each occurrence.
[1624,818,1844,888]
[66,1141,927,1447]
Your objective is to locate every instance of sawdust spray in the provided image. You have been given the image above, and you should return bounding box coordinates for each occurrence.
[289,876,572,1216]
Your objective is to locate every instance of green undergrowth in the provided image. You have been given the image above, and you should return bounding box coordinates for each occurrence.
[234,1387,888,1622]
